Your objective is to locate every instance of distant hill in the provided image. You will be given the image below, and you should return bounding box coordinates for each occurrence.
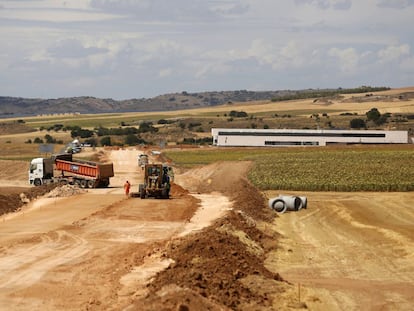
[0,87,390,117]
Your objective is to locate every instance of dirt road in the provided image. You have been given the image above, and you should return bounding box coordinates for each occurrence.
[265,191,414,310]
[0,149,231,310]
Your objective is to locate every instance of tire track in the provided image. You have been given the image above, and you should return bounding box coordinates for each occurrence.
[265,192,414,310]
[0,230,89,293]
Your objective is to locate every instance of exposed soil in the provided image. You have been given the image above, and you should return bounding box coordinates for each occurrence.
[0,149,413,310]
[0,184,58,216]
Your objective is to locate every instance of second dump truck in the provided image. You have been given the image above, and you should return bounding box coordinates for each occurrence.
[138,153,149,169]
[29,153,114,188]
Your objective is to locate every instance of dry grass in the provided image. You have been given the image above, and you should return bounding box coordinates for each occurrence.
[0,130,70,159]
[1,86,413,159]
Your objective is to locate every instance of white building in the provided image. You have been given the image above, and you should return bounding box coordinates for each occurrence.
[211,128,409,147]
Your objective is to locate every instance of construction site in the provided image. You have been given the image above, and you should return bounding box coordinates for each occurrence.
[0,146,413,311]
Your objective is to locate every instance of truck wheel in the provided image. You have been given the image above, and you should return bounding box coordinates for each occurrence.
[59,179,68,185]
[34,179,42,186]
[140,189,146,199]
[139,184,145,199]
[80,180,87,188]
[87,180,95,188]
[161,188,169,199]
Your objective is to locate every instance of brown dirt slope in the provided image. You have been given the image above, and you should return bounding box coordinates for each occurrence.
[132,162,285,310]
[0,184,58,216]
[0,159,58,215]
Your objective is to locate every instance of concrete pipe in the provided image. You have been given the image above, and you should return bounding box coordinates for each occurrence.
[277,195,303,211]
[299,196,307,209]
[268,198,287,214]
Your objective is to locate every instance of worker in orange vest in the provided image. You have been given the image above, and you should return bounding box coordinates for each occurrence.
[124,180,131,197]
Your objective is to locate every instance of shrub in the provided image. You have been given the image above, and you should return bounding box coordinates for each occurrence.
[181,137,213,145]
[350,118,366,129]
[48,124,63,131]
[229,110,248,118]
[100,136,111,146]
[84,138,97,147]
[138,122,158,133]
[188,122,202,130]
[44,134,56,144]
[125,134,146,145]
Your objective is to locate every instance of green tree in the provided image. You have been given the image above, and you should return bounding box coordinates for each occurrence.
[366,108,381,122]
[125,134,140,145]
[100,136,112,146]
[350,118,366,129]
[44,134,55,143]
[138,122,158,133]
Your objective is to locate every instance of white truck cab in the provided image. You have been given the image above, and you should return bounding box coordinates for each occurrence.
[29,158,53,186]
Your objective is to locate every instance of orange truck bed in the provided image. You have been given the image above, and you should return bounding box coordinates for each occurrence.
[55,159,114,178]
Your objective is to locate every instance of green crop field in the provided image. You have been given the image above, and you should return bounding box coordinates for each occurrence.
[165,145,414,192]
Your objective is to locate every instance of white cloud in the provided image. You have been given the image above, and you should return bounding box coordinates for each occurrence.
[400,56,414,73]
[377,0,414,9]
[0,0,413,98]
[294,0,352,10]
[89,0,246,22]
[378,44,410,63]
[0,0,117,22]
[279,41,306,68]
[159,68,173,77]
[328,47,359,74]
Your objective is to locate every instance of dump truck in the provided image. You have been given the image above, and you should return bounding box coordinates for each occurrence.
[29,153,114,188]
[138,163,172,199]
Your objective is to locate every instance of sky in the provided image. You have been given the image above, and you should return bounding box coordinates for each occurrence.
[0,0,413,100]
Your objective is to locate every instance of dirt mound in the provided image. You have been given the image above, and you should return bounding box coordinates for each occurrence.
[177,161,274,222]
[0,184,58,216]
[0,189,23,216]
[133,162,284,310]
[44,185,87,198]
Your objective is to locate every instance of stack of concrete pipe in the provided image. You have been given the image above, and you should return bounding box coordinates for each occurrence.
[268,195,307,214]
